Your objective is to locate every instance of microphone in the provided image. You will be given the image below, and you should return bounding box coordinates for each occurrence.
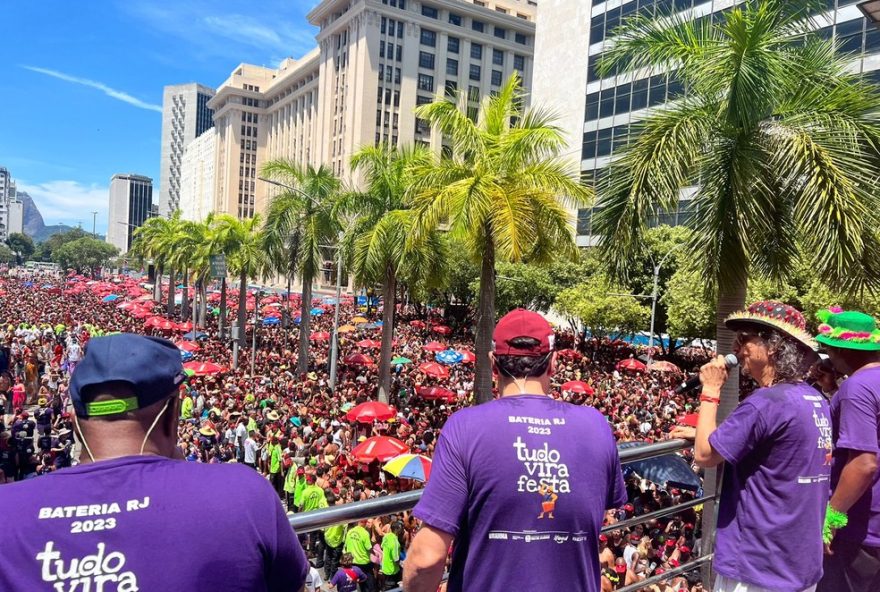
[674,354,739,395]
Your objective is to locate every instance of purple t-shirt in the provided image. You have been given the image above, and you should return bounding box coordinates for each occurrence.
[709,382,831,591]
[330,566,365,592]
[0,455,308,592]
[414,394,627,592]
[830,366,880,547]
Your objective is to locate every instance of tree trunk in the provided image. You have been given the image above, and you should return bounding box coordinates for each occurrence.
[199,281,208,327]
[237,270,247,350]
[219,277,227,340]
[474,236,496,404]
[298,270,313,374]
[377,266,397,403]
[181,268,190,321]
[154,264,163,302]
[166,266,176,317]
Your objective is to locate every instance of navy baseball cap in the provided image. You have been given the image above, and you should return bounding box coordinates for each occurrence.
[70,334,186,418]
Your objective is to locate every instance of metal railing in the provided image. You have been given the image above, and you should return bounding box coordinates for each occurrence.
[289,439,717,590]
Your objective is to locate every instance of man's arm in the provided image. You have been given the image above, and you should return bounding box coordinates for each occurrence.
[830,449,878,514]
[402,524,453,592]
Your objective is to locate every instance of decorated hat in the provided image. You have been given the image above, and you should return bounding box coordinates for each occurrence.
[199,426,217,437]
[725,301,817,351]
[815,307,880,351]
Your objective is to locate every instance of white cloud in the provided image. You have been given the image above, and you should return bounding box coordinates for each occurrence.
[17,180,110,234]
[20,66,162,113]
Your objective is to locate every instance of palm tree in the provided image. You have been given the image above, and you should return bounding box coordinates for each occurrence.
[593,0,880,409]
[223,215,267,352]
[410,73,593,403]
[261,162,341,375]
[342,144,447,402]
[206,214,241,339]
[182,216,215,328]
[132,213,179,306]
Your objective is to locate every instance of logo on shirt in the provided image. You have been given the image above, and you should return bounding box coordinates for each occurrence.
[514,436,571,517]
[812,408,833,465]
[36,541,138,592]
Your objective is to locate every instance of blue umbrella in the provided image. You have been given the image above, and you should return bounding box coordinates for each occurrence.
[294,316,302,324]
[42,284,55,289]
[182,331,208,340]
[102,294,120,302]
[362,322,382,330]
[23,282,34,288]
[310,307,324,316]
[323,297,338,305]
[262,317,280,326]
[180,350,194,361]
[436,349,464,365]
[618,442,702,492]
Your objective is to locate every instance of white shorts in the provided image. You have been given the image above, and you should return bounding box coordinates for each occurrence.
[714,574,816,592]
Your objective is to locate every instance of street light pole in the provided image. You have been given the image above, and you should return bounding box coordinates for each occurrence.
[328,250,343,391]
[91,212,98,237]
[647,243,685,365]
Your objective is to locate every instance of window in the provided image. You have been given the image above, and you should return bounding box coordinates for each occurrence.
[472,20,485,33]
[381,17,388,34]
[445,80,458,96]
[513,54,525,71]
[468,85,480,102]
[420,29,436,46]
[599,89,615,118]
[494,26,507,39]
[397,21,404,38]
[379,40,386,58]
[467,106,479,121]
[378,64,385,81]
[584,92,600,121]
[421,5,438,18]
[648,74,667,106]
[419,51,436,69]
[470,64,481,81]
[515,32,527,44]
[495,6,508,13]
[448,36,460,53]
[388,42,394,58]
[596,127,613,157]
[491,70,503,86]
[418,73,435,92]
[471,43,483,59]
[394,90,400,106]
[447,58,459,76]
[449,13,462,26]
[493,48,504,65]
[590,14,604,44]
[395,68,401,84]
[396,45,403,61]
[417,95,432,105]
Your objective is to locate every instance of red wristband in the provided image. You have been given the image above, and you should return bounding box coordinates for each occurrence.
[700,395,720,404]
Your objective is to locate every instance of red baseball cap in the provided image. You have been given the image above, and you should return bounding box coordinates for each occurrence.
[492,309,554,357]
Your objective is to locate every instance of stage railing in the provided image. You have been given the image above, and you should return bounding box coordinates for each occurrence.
[288,438,717,590]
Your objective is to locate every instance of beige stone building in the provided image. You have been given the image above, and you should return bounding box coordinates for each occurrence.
[203,0,537,220]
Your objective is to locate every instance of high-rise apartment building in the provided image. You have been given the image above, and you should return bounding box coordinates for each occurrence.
[159,83,216,216]
[107,174,154,254]
[200,0,537,220]
[179,129,217,222]
[0,166,24,240]
[533,0,880,246]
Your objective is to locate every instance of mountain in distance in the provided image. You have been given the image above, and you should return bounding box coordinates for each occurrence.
[18,191,78,242]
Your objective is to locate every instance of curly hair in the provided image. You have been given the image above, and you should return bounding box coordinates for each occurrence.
[765,331,814,384]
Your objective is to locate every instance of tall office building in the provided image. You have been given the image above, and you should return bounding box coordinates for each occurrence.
[107,174,154,254]
[202,0,537,220]
[533,0,880,246]
[158,83,216,216]
[0,167,24,240]
[179,129,217,222]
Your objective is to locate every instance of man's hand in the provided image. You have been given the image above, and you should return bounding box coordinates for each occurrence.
[670,426,696,440]
[699,356,729,393]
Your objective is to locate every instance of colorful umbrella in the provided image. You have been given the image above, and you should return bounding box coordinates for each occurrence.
[417,386,457,402]
[310,331,331,341]
[175,340,201,352]
[262,317,280,326]
[346,401,396,423]
[436,349,464,365]
[356,339,381,349]
[383,454,432,482]
[343,353,375,366]
[617,358,647,373]
[352,316,369,324]
[409,320,426,329]
[310,307,324,316]
[351,436,409,463]
[391,356,412,365]
[457,349,476,363]
[418,362,450,379]
[649,360,681,373]
[432,325,452,335]
[182,331,208,340]
[183,361,226,376]
[561,380,594,395]
[338,324,357,333]
[422,341,446,352]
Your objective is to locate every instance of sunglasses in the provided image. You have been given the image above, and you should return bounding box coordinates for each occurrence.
[734,330,770,345]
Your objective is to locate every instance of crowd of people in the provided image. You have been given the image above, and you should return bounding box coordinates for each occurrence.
[0,269,722,591]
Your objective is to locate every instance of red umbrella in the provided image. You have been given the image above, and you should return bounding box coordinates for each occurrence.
[561,380,594,395]
[457,349,476,363]
[417,386,457,402]
[432,325,452,335]
[649,360,681,373]
[175,340,201,352]
[418,362,450,379]
[344,353,375,366]
[422,341,446,352]
[350,436,409,463]
[356,339,381,349]
[183,361,226,376]
[310,331,330,342]
[346,401,396,424]
[557,349,582,360]
[617,358,647,372]
[676,413,699,428]
[409,320,426,328]
[178,321,194,332]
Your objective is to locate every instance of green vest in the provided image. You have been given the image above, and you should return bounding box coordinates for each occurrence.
[300,484,327,513]
[344,526,372,565]
[381,532,401,575]
[324,524,345,548]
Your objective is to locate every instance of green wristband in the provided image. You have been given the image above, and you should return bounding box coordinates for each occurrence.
[823,504,848,544]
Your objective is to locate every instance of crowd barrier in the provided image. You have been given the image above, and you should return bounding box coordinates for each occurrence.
[289,438,717,590]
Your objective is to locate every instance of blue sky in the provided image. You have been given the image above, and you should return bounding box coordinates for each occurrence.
[0,0,321,235]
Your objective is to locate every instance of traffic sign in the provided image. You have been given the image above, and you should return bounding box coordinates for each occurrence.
[210,255,227,279]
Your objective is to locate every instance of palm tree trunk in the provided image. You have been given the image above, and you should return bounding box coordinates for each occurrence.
[298,271,313,374]
[377,266,397,403]
[474,235,496,404]
[237,270,247,350]
[199,281,208,327]
[219,277,227,340]
[154,264,163,302]
[166,266,176,317]
[181,268,190,321]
